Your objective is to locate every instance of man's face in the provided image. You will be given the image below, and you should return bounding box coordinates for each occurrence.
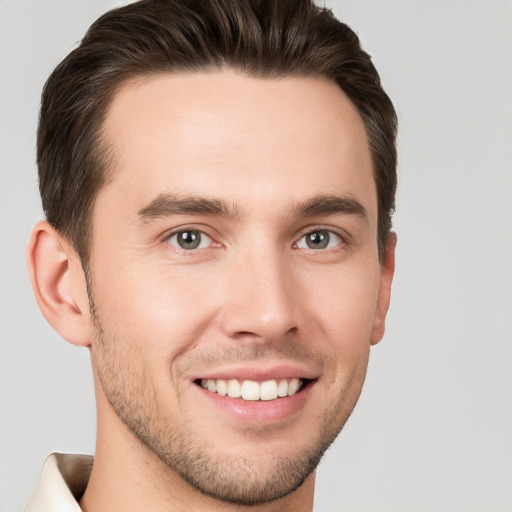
[87,71,393,505]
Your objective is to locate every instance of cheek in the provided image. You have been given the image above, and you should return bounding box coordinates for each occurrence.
[308,264,381,344]
[92,261,222,357]
[305,262,380,399]
[91,248,381,362]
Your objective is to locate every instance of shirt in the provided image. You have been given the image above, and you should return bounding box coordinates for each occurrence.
[25,453,93,512]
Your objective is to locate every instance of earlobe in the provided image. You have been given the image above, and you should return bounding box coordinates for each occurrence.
[371,232,397,346]
[26,220,92,347]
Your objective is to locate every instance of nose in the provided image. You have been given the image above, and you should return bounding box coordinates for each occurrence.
[219,248,299,343]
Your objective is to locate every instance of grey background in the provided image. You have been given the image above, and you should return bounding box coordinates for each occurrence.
[1,1,511,511]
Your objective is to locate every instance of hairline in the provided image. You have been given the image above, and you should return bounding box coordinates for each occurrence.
[79,66,388,267]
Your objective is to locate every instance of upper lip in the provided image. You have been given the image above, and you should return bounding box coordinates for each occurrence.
[191,363,319,383]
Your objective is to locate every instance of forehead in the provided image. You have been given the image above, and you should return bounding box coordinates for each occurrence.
[96,71,376,224]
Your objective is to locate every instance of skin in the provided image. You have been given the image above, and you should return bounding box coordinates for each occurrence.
[27,71,395,512]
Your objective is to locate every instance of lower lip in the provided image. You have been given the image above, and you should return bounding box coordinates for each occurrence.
[193,382,313,424]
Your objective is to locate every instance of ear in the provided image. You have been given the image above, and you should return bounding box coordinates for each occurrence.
[371,232,397,345]
[26,220,93,347]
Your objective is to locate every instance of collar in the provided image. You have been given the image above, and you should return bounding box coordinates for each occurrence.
[25,453,93,512]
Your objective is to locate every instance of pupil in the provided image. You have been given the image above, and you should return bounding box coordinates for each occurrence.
[307,231,329,249]
[179,231,200,249]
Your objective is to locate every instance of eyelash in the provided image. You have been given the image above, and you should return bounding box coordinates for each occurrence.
[293,229,345,252]
[162,226,347,253]
[164,227,217,253]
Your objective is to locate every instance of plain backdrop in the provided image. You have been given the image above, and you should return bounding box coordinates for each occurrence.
[1,1,511,511]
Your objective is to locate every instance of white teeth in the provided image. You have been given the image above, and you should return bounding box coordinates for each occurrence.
[288,378,300,396]
[200,378,304,401]
[277,379,288,397]
[260,380,278,401]
[216,379,227,396]
[227,379,242,398]
[241,380,260,401]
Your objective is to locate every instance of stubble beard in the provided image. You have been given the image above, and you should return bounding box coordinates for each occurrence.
[86,277,362,506]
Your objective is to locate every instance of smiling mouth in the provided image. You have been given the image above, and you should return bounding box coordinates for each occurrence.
[195,378,312,401]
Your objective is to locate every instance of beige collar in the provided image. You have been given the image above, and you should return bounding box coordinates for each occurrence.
[25,453,93,512]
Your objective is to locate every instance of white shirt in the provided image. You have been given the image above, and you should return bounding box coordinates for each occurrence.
[25,453,93,512]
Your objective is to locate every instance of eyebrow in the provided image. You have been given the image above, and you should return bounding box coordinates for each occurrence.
[292,194,368,224]
[135,192,367,224]
[136,193,240,223]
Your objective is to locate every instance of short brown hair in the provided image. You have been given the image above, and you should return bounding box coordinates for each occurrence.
[37,0,397,263]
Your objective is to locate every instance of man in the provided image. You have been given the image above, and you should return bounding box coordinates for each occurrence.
[25,0,397,510]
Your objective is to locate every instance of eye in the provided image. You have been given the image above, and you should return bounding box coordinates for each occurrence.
[167,230,212,250]
[296,230,343,250]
